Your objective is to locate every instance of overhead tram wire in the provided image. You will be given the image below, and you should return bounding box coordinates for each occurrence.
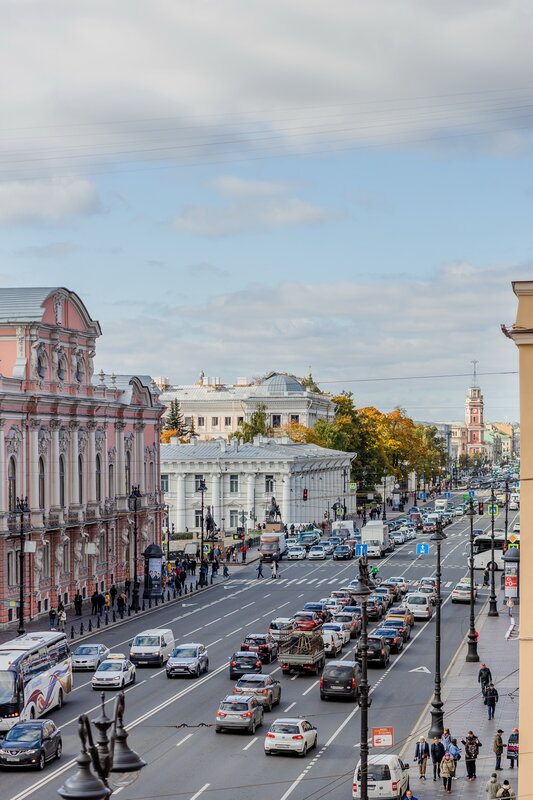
[315,369,518,385]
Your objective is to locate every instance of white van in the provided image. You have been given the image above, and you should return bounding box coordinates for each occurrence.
[353,754,410,798]
[321,629,343,657]
[268,617,294,642]
[404,593,433,620]
[509,492,520,510]
[129,628,175,666]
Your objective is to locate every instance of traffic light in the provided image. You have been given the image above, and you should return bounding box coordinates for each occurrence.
[303,489,308,501]
[478,501,484,515]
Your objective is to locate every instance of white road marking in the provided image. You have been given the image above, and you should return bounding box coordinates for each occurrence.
[190,783,210,800]
[316,578,328,586]
[283,702,296,712]
[223,610,238,618]
[176,733,194,747]
[226,627,243,636]
[302,680,319,696]
[242,736,258,751]
[242,602,255,609]
[204,617,221,626]
[206,637,223,647]
[263,593,271,597]
[244,617,261,625]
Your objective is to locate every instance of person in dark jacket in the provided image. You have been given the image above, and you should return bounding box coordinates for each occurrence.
[478,664,492,695]
[414,736,430,779]
[485,684,499,720]
[91,591,99,615]
[493,729,504,771]
[109,584,117,607]
[461,731,482,780]
[431,736,446,781]
[506,729,519,768]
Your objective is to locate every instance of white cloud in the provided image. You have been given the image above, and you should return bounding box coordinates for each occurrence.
[95,262,525,420]
[0,179,99,225]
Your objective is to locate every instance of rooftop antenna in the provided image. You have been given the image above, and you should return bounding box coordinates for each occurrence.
[471,359,478,388]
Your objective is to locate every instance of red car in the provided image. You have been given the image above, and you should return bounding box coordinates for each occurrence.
[293,612,322,632]
[240,634,279,663]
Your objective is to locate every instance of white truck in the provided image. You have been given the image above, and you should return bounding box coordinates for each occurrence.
[361,521,390,558]
[434,498,452,513]
[259,532,287,562]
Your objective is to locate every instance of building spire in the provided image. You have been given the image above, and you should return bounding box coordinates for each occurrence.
[471,359,478,388]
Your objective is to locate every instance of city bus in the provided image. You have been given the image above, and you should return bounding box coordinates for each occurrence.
[472,531,519,571]
[0,632,72,730]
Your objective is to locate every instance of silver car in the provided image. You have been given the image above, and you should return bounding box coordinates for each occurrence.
[72,644,110,671]
[233,674,282,710]
[166,643,209,678]
[215,695,264,734]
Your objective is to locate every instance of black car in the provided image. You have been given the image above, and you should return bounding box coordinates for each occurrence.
[383,617,410,642]
[333,546,353,560]
[368,595,385,619]
[0,720,62,769]
[303,603,332,623]
[354,635,390,667]
[373,626,404,653]
[320,661,361,701]
[229,651,263,679]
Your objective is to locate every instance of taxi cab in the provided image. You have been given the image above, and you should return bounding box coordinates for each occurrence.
[91,653,136,690]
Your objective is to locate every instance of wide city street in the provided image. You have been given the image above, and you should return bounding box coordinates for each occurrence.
[4,493,515,800]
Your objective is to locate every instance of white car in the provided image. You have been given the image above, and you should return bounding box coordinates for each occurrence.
[308,545,327,560]
[91,653,136,690]
[388,576,409,594]
[451,583,476,603]
[265,718,318,757]
[454,506,464,516]
[287,546,306,560]
[72,643,110,671]
[513,522,520,533]
[327,619,351,644]
[319,539,335,554]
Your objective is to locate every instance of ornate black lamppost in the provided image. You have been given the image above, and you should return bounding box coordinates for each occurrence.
[196,479,207,586]
[466,500,479,662]
[488,488,499,617]
[428,519,447,739]
[8,497,31,636]
[352,559,375,800]
[381,477,387,521]
[57,692,145,800]
[128,486,142,612]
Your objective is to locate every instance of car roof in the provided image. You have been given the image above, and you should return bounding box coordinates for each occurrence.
[236,673,267,680]
[272,718,306,724]
[326,660,355,667]
[222,695,253,702]
[233,651,259,657]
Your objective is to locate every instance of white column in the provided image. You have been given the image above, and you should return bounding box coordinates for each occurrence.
[176,473,186,531]
[0,420,6,512]
[69,421,79,505]
[212,473,221,527]
[49,419,61,508]
[282,473,291,525]
[247,473,255,524]
[87,421,97,503]
[101,424,109,500]
[135,422,146,493]
[115,422,125,495]
[29,419,40,511]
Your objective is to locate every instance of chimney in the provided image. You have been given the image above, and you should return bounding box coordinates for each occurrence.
[219,438,227,453]
[231,436,239,451]
[190,436,198,446]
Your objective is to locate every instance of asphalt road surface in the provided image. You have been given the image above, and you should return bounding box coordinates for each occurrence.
[3,495,516,800]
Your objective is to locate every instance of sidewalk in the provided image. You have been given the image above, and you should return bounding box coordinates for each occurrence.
[408,588,519,798]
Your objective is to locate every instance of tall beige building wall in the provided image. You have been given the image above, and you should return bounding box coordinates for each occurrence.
[503,280,533,797]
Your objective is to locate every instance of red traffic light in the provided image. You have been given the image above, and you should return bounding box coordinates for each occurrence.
[478,501,484,514]
[303,489,308,501]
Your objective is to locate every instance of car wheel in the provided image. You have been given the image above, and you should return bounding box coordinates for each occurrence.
[313,735,318,749]
[56,689,63,710]
[131,672,136,684]
[166,673,173,679]
[215,727,222,733]
[320,693,327,700]
[195,666,200,678]
[121,679,125,688]
[56,742,62,760]
[29,708,35,720]
[265,749,272,755]
[37,752,45,770]
[299,744,308,758]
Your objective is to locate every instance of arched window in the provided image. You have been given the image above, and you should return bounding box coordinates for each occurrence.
[125,451,131,494]
[95,454,102,502]
[8,458,16,512]
[38,457,45,510]
[78,455,84,504]
[108,463,114,498]
[59,456,65,508]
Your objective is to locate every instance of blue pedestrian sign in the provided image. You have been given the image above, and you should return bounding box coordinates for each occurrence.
[469,490,476,497]
[443,492,451,499]
[355,544,368,557]
[488,504,499,517]
[514,482,520,489]
[416,543,430,555]
[418,492,426,500]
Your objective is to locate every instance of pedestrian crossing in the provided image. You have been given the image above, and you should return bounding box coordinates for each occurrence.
[226,576,462,591]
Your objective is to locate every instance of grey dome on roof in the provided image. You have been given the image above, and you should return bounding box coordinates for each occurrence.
[260,373,305,393]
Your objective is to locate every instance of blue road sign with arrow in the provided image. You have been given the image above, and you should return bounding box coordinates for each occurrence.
[416,543,430,555]
[355,544,368,557]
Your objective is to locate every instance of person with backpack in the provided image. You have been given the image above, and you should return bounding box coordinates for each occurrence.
[461,731,482,780]
[485,683,499,720]
[440,752,455,793]
[448,738,461,770]
[485,773,502,799]
[256,561,264,579]
[496,780,516,798]
[493,729,504,770]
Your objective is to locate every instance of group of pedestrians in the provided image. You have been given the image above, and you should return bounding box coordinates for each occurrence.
[256,559,279,579]
[411,662,518,796]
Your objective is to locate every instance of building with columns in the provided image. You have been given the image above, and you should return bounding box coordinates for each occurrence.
[0,287,164,627]
[161,435,355,533]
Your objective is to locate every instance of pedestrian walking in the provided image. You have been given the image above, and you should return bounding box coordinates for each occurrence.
[57,607,66,632]
[506,729,519,769]
[124,579,131,596]
[223,564,229,577]
[256,561,264,579]
[241,545,247,563]
[414,736,430,779]
[117,594,125,617]
[483,567,490,587]
[478,663,492,696]
[104,592,111,611]
[440,752,455,793]
[431,736,445,781]
[49,607,57,630]
[271,561,278,579]
[461,731,482,780]
[496,780,516,798]
[441,728,452,752]
[74,593,83,616]
[485,683,499,720]
[190,558,197,576]
[91,591,99,615]
[97,593,105,616]
[485,773,502,799]
[493,729,504,770]
[109,584,117,607]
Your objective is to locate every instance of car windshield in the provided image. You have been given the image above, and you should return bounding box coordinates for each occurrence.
[357,765,391,780]
[5,726,42,743]
[270,622,289,630]
[171,647,198,658]
[408,597,427,604]
[0,672,16,704]
[98,662,122,672]
[336,546,348,551]
[75,646,99,655]
[133,636,160,647]
[220,702,248,711]
[334,615,351,622]
[323,624,341,632]
[237,677,264,686]
[304,604,321,611]
[270,723,299,734]
[235,655,256,661]
[324,665,352,678]
[244,637,265,644]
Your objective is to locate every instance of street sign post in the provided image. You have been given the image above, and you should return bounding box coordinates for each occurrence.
[203,544,210,553]
[372,727,394,747]
[443,491,451,499]
[418,492,426,500]
[355,544,368,557]
[488,504,499,517]
[416,543,430,555]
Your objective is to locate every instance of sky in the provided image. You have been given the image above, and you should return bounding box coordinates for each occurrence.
[0,0,531,422]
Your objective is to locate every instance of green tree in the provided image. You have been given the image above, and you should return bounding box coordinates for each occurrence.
[236,403,272,443]
[165,399,187,435]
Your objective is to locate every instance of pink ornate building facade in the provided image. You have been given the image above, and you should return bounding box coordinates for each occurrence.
[0,288,164,627]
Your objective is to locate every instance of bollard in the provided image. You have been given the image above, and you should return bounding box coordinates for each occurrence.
[173,588,177,599]
[128,605,131,616]
[142,601,145,611]
[183,584,186,595]
[105,613,109,626]
[210,574,214,585]
[167,590,171,602]
[155,596,158,607]
[148,598,152,609]
[97,615,101,629]
[196,581,199,590]
[162,593,165,604]
[120,608,124,619]
[70,625,75,639]
[113,610,116,623]
[80,622,84,635]
[88,619,92,632]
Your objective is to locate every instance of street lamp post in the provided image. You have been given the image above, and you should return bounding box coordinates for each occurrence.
[128,486,141,612]
[8,497,31,636]
[381,477,387,521]
[428,519,447,739]
[57,692,145,800]
[466,500,479,662]
[196,479,207,586]
[352,560,375,800]
[504,478,509,549]
[488,488,499,617]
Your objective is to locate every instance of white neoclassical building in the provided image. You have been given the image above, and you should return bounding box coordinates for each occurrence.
[161,435,356,533]
[157,372,334,440]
